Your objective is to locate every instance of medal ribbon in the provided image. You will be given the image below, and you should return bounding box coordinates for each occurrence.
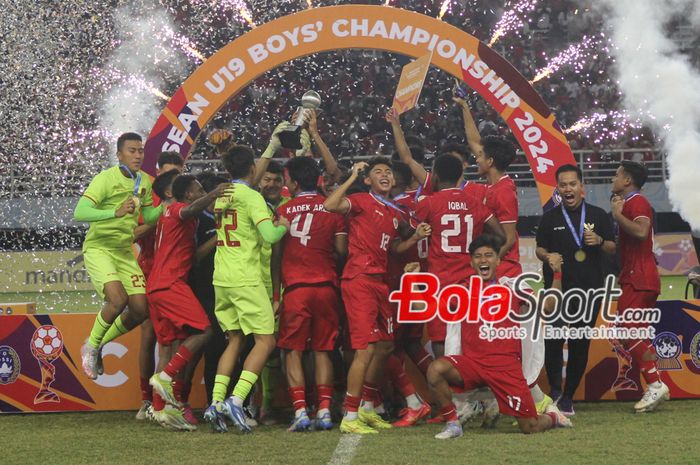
[120,164,142,196]
[371,192,418,223]
[561,202,586,251]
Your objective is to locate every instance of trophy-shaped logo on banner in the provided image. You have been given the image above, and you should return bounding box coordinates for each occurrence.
[30,325,64,404]
[608,329,639,392]
[278,90,322,150]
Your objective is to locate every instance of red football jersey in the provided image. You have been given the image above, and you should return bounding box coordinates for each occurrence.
[618,193,660,292]
[386,190,429,289]
[342,192,402,280]
[460,278,524,358]
[421,172,488,200]
[137,191,162,278]
[148,202,197,292]
[277,193,347,288]
[415,188,494,285]
[485,175,519,264]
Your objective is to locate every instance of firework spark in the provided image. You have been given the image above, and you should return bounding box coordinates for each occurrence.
[223,0,256,28]
[158,26,206,62]
[489,0,539,46]
[438,0,452,19]
[530,35,600,84]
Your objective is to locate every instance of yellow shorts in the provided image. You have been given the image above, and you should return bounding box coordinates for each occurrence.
[214,285,274,335]
[83,247,146,299]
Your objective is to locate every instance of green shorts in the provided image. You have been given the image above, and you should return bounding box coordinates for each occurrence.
[84,247,146,299]
[214,285,274,335]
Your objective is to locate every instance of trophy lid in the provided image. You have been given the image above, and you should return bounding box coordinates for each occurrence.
[301,90,322,109]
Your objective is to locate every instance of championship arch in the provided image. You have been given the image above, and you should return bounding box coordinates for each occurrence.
[144,4,576,209]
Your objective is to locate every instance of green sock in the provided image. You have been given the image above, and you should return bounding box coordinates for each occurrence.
[213,375,231,403]
[87,311,111,349]
[261,357,280,410]
[232,370,258,402]
[100,315,129,346]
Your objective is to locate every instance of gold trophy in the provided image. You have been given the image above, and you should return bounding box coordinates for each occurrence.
[30,325,64,404]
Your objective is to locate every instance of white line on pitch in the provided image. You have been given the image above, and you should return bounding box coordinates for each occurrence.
[327,434,362,465]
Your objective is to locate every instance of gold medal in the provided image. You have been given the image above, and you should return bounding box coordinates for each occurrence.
[575,250,586,262]
[132,195,141,208]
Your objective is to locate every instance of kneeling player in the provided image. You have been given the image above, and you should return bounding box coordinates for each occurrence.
[427,234,572,439]
[148,174,227,430]
[276,157,347,431]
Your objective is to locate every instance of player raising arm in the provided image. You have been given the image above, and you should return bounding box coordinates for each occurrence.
[203,146,290,434]
[324,158,430,435]
[73,132,163,380]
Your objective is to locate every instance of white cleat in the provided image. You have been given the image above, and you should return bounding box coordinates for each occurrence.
[80,343,99,380]
[435,421,463,439]
[634,382,670,413]
[135,400,152,421]
[456,399,483,424]
[545,404,573,428]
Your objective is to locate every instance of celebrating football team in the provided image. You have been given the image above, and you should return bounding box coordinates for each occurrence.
[73,92,668,438]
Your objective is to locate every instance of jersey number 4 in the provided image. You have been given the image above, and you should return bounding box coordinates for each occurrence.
[440,214,474,253]
[215,209,240,247]
[290,213,314,246]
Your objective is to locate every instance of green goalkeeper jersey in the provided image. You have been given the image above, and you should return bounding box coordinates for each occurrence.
[213,182,273,288]
[81,166,153,251]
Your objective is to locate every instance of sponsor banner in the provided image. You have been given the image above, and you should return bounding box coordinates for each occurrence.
[392,52,432,114]
[0,250,93,293]
[0,314,206,413]
[519,233,698,277]
[565,299,700,401]
[144,4,576,209]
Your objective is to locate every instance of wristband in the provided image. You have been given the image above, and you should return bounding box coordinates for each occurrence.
[553,272,562,281]
[273,291,280,301]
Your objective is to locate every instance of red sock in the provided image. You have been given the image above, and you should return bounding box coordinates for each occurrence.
[410,346,434,377]
[163,346,193,379]
[629,339,661,384]
[182,381,192,403]
[440,404,458,422]
[344,393,361,413]
[385,354,417,397]
[288,386,307,411]
[173,379,184,403]
[139,376,153,402]
[152,392,165,411]
[317,384,333,411]
[361,382,381,405]
[545,411,558,428]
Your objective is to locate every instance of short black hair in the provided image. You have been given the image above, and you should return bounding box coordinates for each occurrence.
[117,132,142,152]
[152,169,179,199]
[172,175,198,202]
[339,169,368,195]
[285,157,320,192]
[221,145,255,179]
[157,151,184,170]
[441,142,470,162]
[468,233,505,255]
[197,172,228,193]
[555,164,582,182]
[265,160,284,176]
[620,160,648,188]
[482,136,516,172]
[366,156,392,173]
[392,161,413,189]
[432,154,464,185]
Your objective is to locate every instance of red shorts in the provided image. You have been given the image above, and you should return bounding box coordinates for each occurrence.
[341,274,394,350]
[148,281,210,345]
[496,260,522,279]
[395,320,424,342]
[277,283,340,351]
[443,353,537,418]
[617,284,659,329]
